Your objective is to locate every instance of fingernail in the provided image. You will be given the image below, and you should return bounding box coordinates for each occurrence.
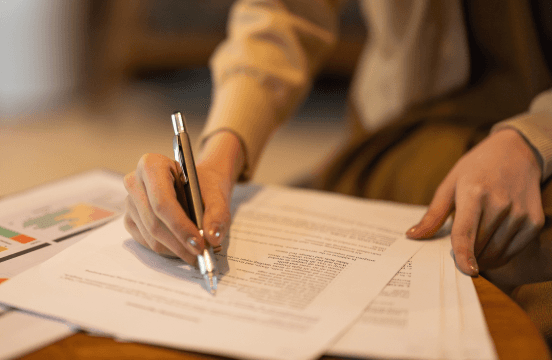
[468,256,479,275]
[406,224,420,237]
[208,223,225,246]
[186,237,202,255]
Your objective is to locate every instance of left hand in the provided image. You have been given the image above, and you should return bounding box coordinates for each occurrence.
[406,128,545,275]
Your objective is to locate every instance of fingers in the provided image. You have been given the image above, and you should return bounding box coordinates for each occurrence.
[500,201,544,261]
[202,187,231,248]
[136,157,205,249]
[123,153,236,264]
[475,186,544,269]
[196,163,234,248]
[124,207,178,258]
[123,156,204,263]
[125,196,197,264]
[408,129,544,274]
[449,185,483,276]
[472,195,511,258]
[406,177,455,239]
[475,207,524,268]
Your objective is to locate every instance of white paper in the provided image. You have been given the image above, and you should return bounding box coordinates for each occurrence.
[0,169,126,279]
[0,185,425,360]
[0,309,74,360]
[0,169,125,360]
[329,237,497,360]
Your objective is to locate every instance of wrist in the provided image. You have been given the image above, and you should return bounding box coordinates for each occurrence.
[493,128,543,179]
[197,131,246,184]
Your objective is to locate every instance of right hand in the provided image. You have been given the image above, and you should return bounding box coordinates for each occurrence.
[123,131,245,265]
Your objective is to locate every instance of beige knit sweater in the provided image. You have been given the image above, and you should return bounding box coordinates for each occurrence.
[200,0,552,181]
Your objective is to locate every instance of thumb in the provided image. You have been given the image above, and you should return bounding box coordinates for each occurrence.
[406,179,455,239]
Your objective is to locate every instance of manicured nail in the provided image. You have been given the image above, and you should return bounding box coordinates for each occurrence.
[208,223,224,246]
[186,237,202,255]
[468,256,479,275]
[406,224,420,237]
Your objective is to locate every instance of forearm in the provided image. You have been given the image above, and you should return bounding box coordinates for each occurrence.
[201,0,340,180]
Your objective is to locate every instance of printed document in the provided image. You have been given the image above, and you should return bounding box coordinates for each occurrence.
[0,307,74,360]
[0,185,425,360]
[0,169,126,280]
[329,237,497,360]
[0,170,126,359]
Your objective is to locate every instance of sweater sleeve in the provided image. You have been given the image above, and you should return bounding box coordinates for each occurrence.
[491,88,552,182]
[200,0,341,180]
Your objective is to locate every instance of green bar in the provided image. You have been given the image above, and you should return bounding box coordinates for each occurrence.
[0,226,19,239]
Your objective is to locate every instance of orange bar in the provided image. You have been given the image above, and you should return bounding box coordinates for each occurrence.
[0,278,8,284]
[11,234,36,244]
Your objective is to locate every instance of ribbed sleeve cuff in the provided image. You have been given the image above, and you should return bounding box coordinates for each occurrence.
[491,111,552,182]
[199,76,281,181]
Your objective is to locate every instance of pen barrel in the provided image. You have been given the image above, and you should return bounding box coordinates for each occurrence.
[178,133,204,231]
[197,246,218,274]
[171,112,187,134]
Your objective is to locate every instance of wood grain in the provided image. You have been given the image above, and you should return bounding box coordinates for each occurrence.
[473,276,551,360]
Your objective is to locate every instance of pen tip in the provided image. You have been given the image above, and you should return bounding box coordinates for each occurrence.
[205,273,218,296]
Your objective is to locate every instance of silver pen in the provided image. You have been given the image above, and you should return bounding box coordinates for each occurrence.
[171,111,218,295]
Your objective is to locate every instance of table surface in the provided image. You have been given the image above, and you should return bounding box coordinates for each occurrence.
[18,276,551,360]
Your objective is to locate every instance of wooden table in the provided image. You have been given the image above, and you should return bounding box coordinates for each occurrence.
[18,276,551,360]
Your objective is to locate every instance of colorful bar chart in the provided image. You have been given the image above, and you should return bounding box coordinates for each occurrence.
[0,226,36,244]
[23,203,115,233]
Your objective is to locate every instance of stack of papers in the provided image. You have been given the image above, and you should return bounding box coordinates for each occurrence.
[0,304,74,360]
[0,170,127,359]
[0,178,497,360]
[0,170,126,280]
[329,237,496,359]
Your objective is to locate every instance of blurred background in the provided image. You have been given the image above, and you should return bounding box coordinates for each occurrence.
[0,0,366,197]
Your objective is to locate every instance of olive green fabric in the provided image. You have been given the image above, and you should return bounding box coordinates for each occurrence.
[513,281,552,349]
[312,0,552,346]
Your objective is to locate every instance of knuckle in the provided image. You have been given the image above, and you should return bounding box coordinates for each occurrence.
[138,153,154,167]
[450,234,471,252]
[433,180,453,202]
[500,251,517,265]
[137,154,157,175]
[132,236,149,249]
[123,211,133,224]
[216,204,232,225]
[144,217,163,238]
[150,198,168,217]
[123,173,136,191]
[138,153,166,171]
[150,241,166,254]
[451,226,474,242]
[489,192,510,210]
[509,205,528,223]
[468,184,486,200]
[123,213,135,232]
[529,211,545,232]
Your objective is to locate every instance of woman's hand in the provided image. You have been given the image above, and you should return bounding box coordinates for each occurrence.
[123,131,245,264]
[407,129,545,275]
